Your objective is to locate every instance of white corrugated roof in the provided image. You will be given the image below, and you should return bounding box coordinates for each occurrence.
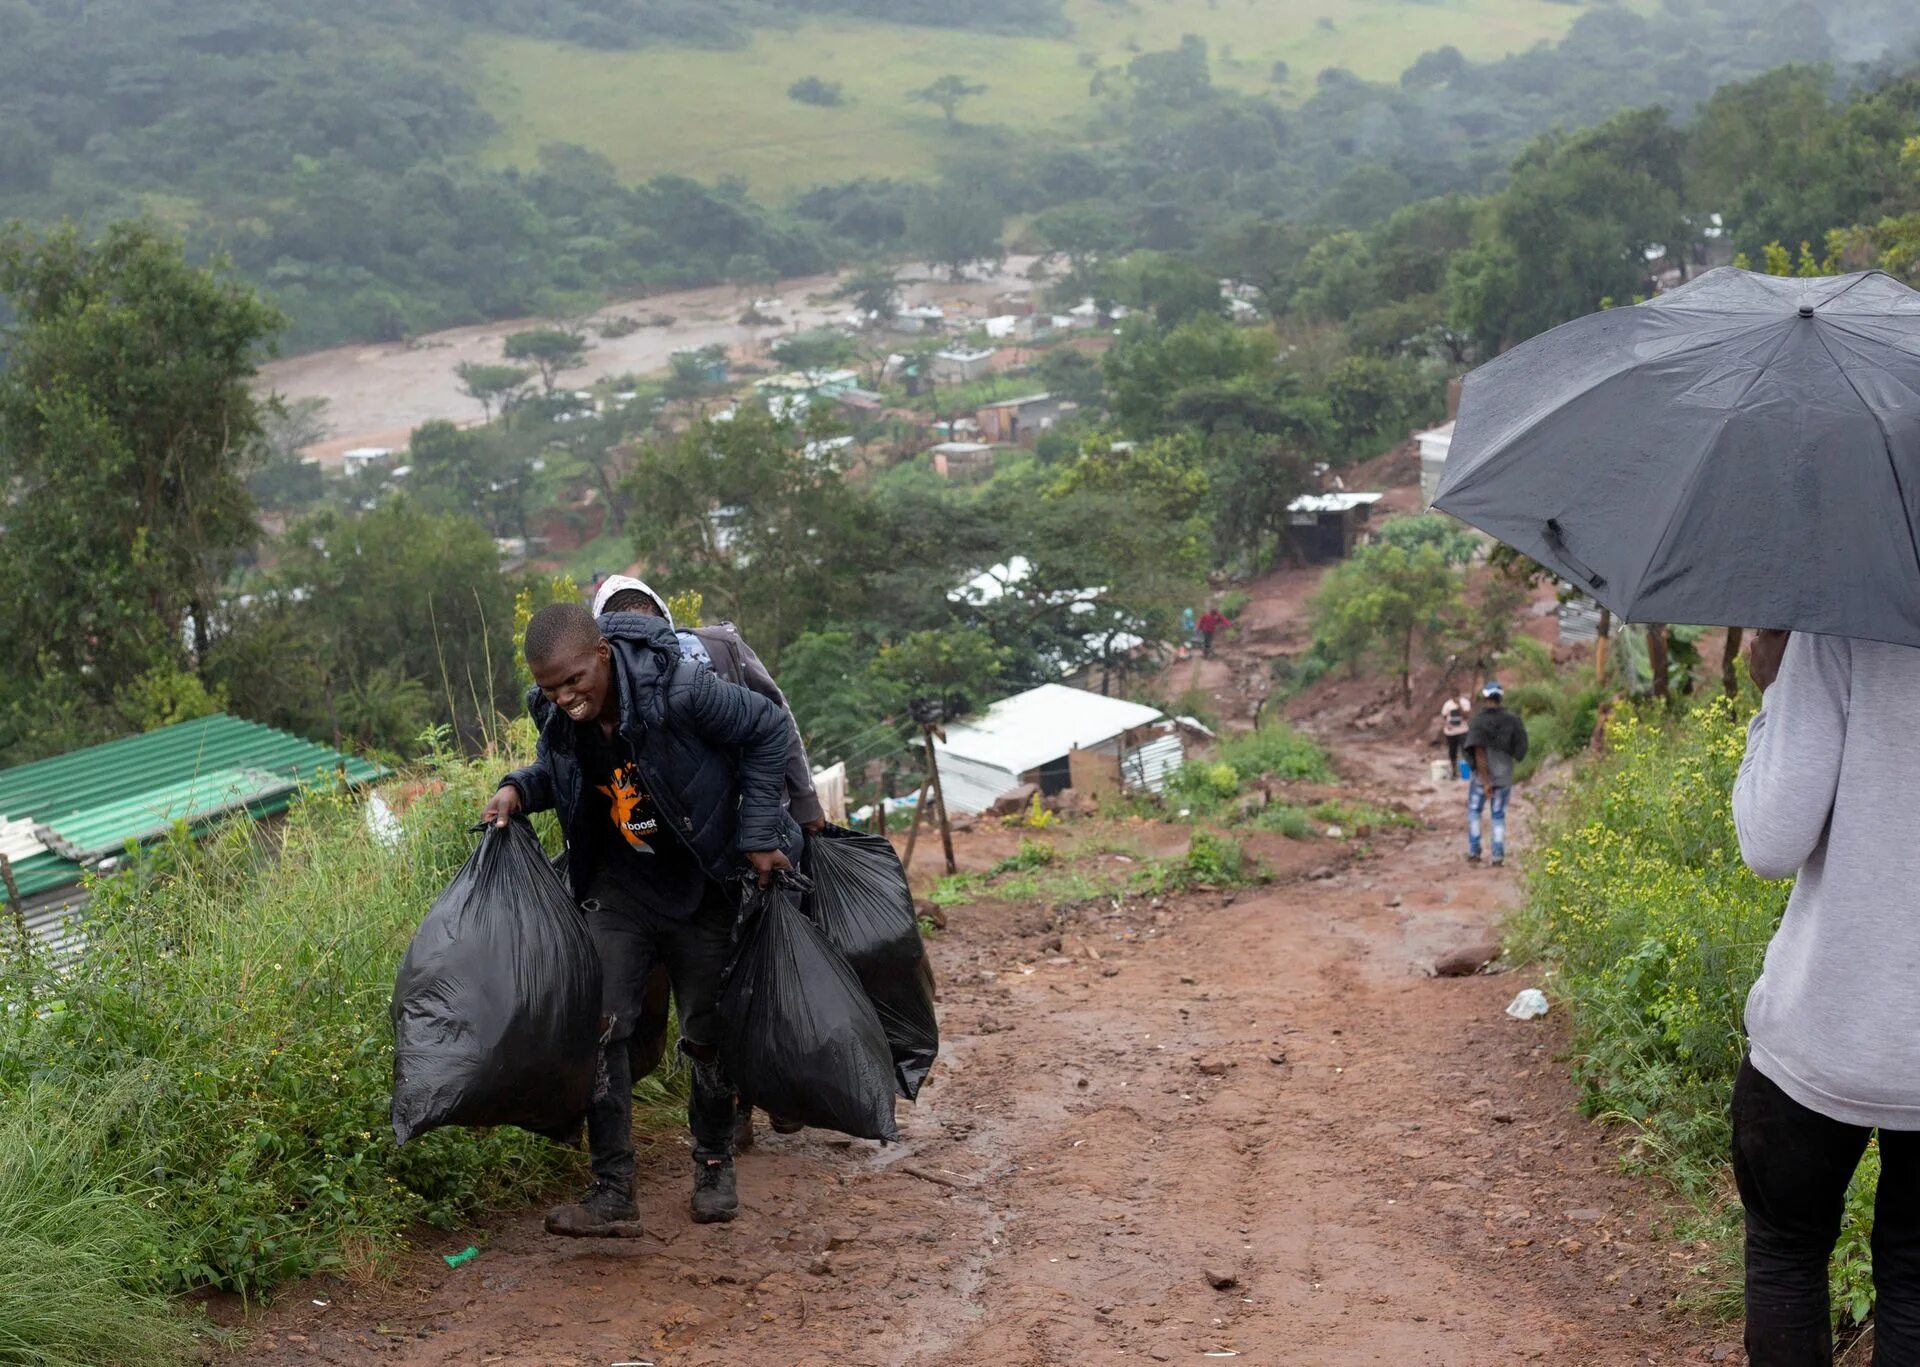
[936,684,1164,775]
[0,815,48,866]
[1289,492,1384,514]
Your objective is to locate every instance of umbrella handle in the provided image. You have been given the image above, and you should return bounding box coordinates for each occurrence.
[1545,519,1606,591]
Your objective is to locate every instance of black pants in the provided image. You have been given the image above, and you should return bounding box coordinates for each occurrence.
[1446,734,1465,768]
[582,872,738,1185]
[1734,1056,1920,1365]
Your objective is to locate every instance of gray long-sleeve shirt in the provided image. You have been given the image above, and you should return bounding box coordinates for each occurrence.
[1734,632,1920,1129]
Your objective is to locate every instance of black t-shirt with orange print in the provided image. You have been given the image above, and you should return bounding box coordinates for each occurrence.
[577,717,709,920]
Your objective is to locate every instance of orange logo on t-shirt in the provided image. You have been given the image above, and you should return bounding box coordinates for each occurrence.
[597,763,660,851]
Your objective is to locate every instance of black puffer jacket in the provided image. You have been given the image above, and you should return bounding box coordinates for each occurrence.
[500,614,801,892]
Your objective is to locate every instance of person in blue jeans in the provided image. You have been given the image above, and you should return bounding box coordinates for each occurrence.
[1463,680,1527,866]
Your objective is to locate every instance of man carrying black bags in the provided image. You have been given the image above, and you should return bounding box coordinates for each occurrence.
[482,603,800,1236]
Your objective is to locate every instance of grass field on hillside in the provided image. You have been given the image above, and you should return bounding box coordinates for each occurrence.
[470,0,1609,195]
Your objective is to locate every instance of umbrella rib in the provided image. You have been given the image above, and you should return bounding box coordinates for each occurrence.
[1629,323,1803,612]
[1809,324,1920,591]
[1811,271,1883,310]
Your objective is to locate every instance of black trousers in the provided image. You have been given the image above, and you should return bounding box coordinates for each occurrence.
[582,872,738,1183]
[1446,734,1465,767]
[1734,1056,1920,1365]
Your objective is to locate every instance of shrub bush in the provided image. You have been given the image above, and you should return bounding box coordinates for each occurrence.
[1517,695,1874,1325]
[1214,720,1332,783]
[0,749,682,1322]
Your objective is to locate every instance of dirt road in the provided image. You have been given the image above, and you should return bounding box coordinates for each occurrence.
[257,258,1041,464]
[235,746,1733,1366]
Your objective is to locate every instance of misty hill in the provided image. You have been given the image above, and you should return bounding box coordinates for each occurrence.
[3,0,1917,349]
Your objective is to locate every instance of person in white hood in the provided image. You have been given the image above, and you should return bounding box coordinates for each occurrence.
[592,575,822,829]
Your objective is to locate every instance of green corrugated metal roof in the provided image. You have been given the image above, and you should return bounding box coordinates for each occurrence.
[5,850,80,901]
[0,714,385,898]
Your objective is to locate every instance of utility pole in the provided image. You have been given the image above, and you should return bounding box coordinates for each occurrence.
[902,776,932,869]
[922,725,956,876]
[865,759,889,837]
[909,696,957,876]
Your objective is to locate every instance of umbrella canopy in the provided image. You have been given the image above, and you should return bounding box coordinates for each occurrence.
[1433,267,1920,647]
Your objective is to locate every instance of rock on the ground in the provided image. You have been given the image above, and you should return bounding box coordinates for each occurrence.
[1431,942,1501,977]
[1204,1268,1239,1290]
[988,783,1038,816]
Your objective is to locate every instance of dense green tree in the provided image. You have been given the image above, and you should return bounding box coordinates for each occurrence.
[1099,251,1224,329]
[621,408,873,661]
[871,627,1007,722]
[1311,534,1465,708]
[0,222,282,701]
[1103,313,1275,436]
[1202,431,1316,573]
[774,628,890,766]
[456,362,535,423]
[1486,108,1693,344]
[1691,67,1920,262]
[1031,203,1126,279]
[1129,35,1212,109]
[1323,355,1441,457]
[209,498,515,752]
[503,328,589,396]
[908,74,987,128]
[834,261,903,319]
[1035,347,1107,411]
[1021,435,1211,689]
[908,185,1005,280]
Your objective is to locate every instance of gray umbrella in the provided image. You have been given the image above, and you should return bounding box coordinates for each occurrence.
[1432,267,1920,647]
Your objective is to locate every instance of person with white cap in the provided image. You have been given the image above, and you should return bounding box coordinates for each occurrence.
[592,575,822,1152]
[591,575,823,830]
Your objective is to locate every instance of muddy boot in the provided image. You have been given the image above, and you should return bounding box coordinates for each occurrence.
[766,1112,804,1135]
[691,1157,738,1224]
[545,1180,644,1238]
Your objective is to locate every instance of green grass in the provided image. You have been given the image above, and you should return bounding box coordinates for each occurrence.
[0,736,688,1352]
[928,827,1250,908]
[468,0,1617,194]
[0,1083,203,1366]
[1305,797,1419,832]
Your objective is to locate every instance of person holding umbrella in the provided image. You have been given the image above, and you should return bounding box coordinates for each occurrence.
[1729,627,1920,1364]
[1433,267,1920,1364]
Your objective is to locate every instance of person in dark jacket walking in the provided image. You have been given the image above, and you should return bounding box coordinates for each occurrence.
[591,574,818,1149]
[483,603,800,1236]
[1463,680,1527,866]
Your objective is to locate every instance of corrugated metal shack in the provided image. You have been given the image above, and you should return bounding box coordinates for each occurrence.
[0,714,384,961]
[1286,491,1384,562]
[932,684,1189,814]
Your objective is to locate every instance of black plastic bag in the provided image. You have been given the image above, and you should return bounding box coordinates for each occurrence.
[718,880,898,1143]
[391,820,602,1144]
[804,824,939,1099]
